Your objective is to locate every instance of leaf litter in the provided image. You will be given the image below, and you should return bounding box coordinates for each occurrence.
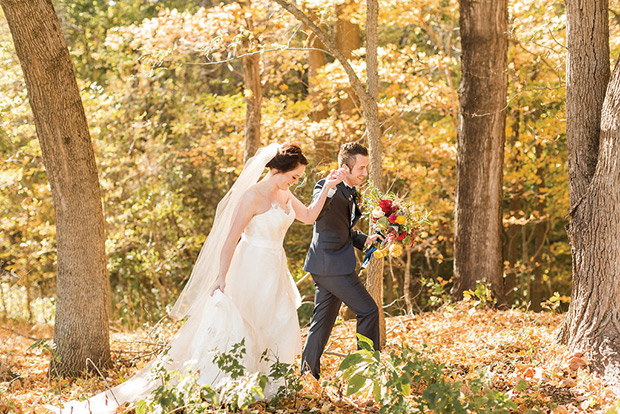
[1,303,618,413]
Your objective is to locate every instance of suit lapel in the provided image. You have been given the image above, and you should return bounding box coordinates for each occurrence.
[337,183,357,227]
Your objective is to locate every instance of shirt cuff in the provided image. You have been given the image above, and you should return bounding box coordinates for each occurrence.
[327,187,337,198]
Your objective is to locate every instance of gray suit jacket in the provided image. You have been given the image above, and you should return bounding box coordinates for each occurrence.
[303,180,368,275]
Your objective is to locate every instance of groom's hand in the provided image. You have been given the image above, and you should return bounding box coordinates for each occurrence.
[366,233,384,245]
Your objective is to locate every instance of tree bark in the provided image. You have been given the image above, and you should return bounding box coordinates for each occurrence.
[560,55,620,383]
[363,0,385,347]
[239,0,262,162]
[335,0,361,115]
[452,0,508,303]
[558,0,620,384]
[530,142,548,312]
[565,0,610,206]
[1,0,110,375]
[505,111,522,305]
[403,249,413,314]
[306,9,331,164]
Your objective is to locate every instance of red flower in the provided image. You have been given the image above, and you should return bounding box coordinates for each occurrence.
[398,231,406,241]
[389,214,398,224]
[378,199,395,214]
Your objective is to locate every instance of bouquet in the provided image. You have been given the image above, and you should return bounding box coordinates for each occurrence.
[361,187,430,266]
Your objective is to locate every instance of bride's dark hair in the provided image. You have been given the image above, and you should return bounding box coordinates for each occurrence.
[266,143,308,172]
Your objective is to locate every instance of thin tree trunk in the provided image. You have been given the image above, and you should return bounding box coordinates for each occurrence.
[530,142,547,312]
[306,9,331,163]
[385,256,395,315]
[336,0,361,115]
[363,0,385,347]
[273,0,385,346]
[505,110,522,305]
[1,0,110,375]
[239,0,262,162]
[452,0,508,304]
[403,249,413,314]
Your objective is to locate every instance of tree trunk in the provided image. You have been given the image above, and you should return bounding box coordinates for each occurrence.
[565,0,610,206]
[272,0,385,346]
[306,9,331,164]
[239,0,262,162]
[452,0,508,304]
[1,0,110,376]
[530,142,548,312]
[384,257,395,315]
[363,0,385,347]
[403,249,413,314]
[558,0,620,383]
[336,0,361,115]
[560,55,620,383]
[505,110,522,305]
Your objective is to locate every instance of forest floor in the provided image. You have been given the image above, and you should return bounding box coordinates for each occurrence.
[0,302,618,413]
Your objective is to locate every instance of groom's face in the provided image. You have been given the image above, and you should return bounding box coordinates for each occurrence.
[345,155,369,186]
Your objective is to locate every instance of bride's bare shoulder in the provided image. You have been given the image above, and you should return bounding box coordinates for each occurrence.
[241,184,263,205]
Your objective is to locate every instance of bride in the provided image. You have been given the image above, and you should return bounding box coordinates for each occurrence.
[49,143,345,413]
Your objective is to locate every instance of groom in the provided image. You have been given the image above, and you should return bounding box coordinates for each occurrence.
[301,142,382,379]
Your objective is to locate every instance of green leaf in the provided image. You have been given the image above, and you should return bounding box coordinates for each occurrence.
[515,379,529,392]
[356,333,375,351]
[135,400,146,414]
[373,381,383,402]
[339,352,365,371]
[346,373,368,396]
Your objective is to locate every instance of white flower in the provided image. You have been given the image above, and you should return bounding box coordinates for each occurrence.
[372,206,385,219]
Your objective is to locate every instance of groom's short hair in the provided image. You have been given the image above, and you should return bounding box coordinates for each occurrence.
[338,142,369,170]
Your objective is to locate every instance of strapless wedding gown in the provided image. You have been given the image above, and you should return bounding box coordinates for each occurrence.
[49,202,302,413]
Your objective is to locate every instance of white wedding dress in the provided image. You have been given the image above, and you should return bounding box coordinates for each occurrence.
[49,200,302,414]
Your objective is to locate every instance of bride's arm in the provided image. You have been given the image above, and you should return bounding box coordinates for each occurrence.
[210,191,260,295]
[291,168,345,224]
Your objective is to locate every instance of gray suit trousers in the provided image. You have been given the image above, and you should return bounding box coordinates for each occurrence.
[301,271,380,378]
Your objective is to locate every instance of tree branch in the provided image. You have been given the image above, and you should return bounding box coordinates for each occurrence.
[271,0,369,105]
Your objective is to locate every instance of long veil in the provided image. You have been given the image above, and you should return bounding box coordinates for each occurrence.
[169,143,280,320]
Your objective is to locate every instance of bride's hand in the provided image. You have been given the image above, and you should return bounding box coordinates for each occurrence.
[210,277,226,296]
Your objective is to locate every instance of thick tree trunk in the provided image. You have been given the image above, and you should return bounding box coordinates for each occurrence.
[565,0,610,206]
[558,0,620,383]
[1,0,110,375]
[239,1,262,162]
[452,0,508,303]
[560,56,620,383]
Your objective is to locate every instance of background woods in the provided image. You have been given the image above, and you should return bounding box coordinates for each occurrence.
[3,0,620,388]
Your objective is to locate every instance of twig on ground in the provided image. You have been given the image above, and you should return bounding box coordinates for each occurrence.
[324,351,347,357]
[0,326,48,341]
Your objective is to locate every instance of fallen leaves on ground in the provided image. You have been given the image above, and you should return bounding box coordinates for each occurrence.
[1,303,618,413]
